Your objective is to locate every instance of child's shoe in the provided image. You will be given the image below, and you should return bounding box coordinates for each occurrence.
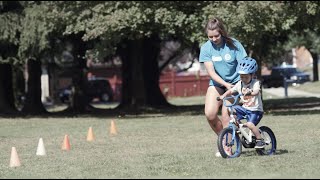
[254,139,265,149]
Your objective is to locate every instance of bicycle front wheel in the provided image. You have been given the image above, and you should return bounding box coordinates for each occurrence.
[217,127,242,158]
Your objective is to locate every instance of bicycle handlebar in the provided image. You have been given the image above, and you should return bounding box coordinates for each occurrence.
[217,93,243,107]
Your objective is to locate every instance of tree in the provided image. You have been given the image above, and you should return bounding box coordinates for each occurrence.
[0,1,24,114]
[8,1,94,114]
[16,2,57,114]
[282,1,320,81]
[55,1,208,111]
[283,30,320,81]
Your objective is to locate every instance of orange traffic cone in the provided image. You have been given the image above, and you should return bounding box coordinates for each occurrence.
[110,120,117,135]
[86,127,95,141]
[61,134,71,151]
[9,147,21,167]
[36,138,46,156]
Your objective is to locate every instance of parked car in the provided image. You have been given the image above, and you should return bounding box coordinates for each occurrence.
[261,66,310,88]
[59,78,114,103]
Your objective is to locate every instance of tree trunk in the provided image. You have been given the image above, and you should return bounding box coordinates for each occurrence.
[12,65,26,111]
[21,59,48,114]
[67,68,92,113]
[311,52,319,82]
[117,35,171,110]
[62,35,92,114]
[0,63,19,114]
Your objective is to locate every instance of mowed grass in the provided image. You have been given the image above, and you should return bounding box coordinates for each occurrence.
[0,114,320,179]
[292,80,320,94]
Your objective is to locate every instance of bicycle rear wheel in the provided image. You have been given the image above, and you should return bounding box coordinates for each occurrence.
[217,127,242,158]
[256,126,277,155]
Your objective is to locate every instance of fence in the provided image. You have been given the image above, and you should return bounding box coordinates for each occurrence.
[88,68,211,100]
[159,70,210,98]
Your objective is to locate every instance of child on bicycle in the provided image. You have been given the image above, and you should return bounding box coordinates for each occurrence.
[218,57,265,149]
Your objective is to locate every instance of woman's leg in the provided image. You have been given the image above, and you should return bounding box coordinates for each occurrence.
[204,86,224,135]
[221,105,231,128]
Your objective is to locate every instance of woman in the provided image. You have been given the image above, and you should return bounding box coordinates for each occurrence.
[198,17,247,157]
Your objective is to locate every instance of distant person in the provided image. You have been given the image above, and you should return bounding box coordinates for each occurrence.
[198,17,248,157]
[218,57,265,149]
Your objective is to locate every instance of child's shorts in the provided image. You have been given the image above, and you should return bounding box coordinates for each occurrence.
[233,105,263,126]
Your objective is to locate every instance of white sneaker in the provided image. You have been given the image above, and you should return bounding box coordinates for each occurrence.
[215,151,222,157]
[215,147,232,157]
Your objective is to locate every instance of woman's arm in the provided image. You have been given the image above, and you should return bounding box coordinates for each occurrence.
[203,61,233,89]
[218,89,233,100]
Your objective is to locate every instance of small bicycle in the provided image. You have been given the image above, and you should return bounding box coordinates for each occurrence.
[216,93,277,158]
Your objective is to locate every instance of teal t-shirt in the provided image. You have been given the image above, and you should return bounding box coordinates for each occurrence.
[199,38,247,87]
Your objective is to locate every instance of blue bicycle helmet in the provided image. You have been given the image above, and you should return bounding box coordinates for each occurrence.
[238,57,258,74]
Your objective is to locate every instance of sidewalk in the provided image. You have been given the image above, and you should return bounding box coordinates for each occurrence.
[263,87,320,98]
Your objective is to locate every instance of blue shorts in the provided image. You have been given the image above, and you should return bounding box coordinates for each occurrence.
[233,105,263,126]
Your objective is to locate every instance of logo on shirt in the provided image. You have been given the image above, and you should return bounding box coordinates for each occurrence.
[212,56,222,62]
[224,54,231,61]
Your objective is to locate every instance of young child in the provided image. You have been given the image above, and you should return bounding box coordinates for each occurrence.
[218,57,265,148]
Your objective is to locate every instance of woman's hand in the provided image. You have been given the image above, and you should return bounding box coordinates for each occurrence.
[216,95,225,101]
[225,83,234,90]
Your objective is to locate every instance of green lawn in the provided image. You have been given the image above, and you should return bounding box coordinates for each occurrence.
[2,78,320,178]
[0,114,319,178]
[291,65,320,94]
[292,80,320,94]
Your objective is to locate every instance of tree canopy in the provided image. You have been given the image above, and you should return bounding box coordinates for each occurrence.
[1,1,320,115]
[2,1,320,65]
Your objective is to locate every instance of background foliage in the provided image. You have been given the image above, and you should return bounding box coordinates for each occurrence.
[2,1,320,65]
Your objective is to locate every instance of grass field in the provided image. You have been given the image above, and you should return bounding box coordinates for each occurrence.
[0,114,320,179]
[1,81,320,178]
[292,80,320,94]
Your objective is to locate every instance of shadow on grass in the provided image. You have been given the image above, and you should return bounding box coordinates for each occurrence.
[241,149,289,157]
[263,97,320,116]
[263,97,320,109]
[0,97,319,118]
[274,149,289,155]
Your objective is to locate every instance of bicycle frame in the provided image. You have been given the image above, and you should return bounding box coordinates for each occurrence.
[220,93,254,144]
[239,124,254,142]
